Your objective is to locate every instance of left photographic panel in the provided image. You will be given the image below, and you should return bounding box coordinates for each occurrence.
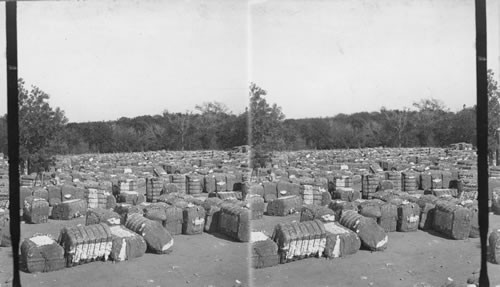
[11,1,250,286]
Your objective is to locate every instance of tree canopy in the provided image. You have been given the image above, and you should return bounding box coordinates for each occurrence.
[18,79,68,173]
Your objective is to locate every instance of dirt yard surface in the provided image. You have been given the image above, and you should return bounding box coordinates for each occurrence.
[0,217,249,287]
[251,213,500,287]
[0,215,498,287]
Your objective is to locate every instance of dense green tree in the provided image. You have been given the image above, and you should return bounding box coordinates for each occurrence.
[18,79,68,173]
[249,83,285,168]
[411,98,448,146]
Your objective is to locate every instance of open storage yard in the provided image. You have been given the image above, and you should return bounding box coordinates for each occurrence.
[0,147,499,286]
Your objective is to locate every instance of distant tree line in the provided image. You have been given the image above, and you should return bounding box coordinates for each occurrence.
[279,100,476,150]
[54,102,248,155]
[0,70,499,173]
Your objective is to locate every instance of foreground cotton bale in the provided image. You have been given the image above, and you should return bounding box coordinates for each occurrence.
[21,234,65,273]
[339,210,388,251]
[218,204,250,242]
[125,213,174,254]
[271,219,327,264]
[109,225,147,262]
[182,204,206,235]
[323,221,361,258]
[251,231,280,269]
[377,202,398,232]
[432,201,472,240]
[396,201,420,232]
[58,223,113,267]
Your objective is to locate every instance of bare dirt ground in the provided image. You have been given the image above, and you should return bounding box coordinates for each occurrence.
[0,217,249,287]
[0,214,498,287]
[251,213,500,287]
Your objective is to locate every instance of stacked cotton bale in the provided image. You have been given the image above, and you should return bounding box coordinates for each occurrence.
[262,182,278,202]
[32,188,49,201]
[323,221,361,259]
[432,200,472,240]
[402,172,418,192]
[420,171,432,191]
[385,171,402,191]
[61,184,86,202]
[210,191,242,201]
[330,175,352,191]
[21,175,35,188]
[114,204,144,224]
[163,205,184,235]
[271,219,326,263]
[276,181,301,198]
[20,187,33,210]
[245,194,265,219]
[213,174,227,193]
[58,223,113,267]
[85,208,121,226]
[47,186,62,206]
[125,213,174,254]
[204,174,217,193]
[490,166,500,178]
[23,196,50,224]
[51,199,87,220]
[357,200,382,220]
[146,177,164,202]
[332,184,361,202]
[461,201,479,238]
[377,201,398,232]
[362,174,381,199]
[339,210,388,251]
[186,175,203,195]
[109,225,147,262]
[201,198,223,233]
[300,184,328,206]
[328,200,359,220]
[416,195,439,230]
[85,188,113,209]
[300,204,336,223]
[218,203,250,242]
[225,173,240,191]
[182,204,205,235]
[266,195,302,216]
[396,201,420,232]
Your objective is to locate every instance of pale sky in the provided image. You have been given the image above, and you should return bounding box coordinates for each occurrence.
[0,0,499,122]
[251,0,500,118]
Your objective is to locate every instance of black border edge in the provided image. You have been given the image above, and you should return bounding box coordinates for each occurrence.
[6,1,20,286]
[475,0,489,286]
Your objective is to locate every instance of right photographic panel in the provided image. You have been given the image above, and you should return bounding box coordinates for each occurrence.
[247,0,500,286]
